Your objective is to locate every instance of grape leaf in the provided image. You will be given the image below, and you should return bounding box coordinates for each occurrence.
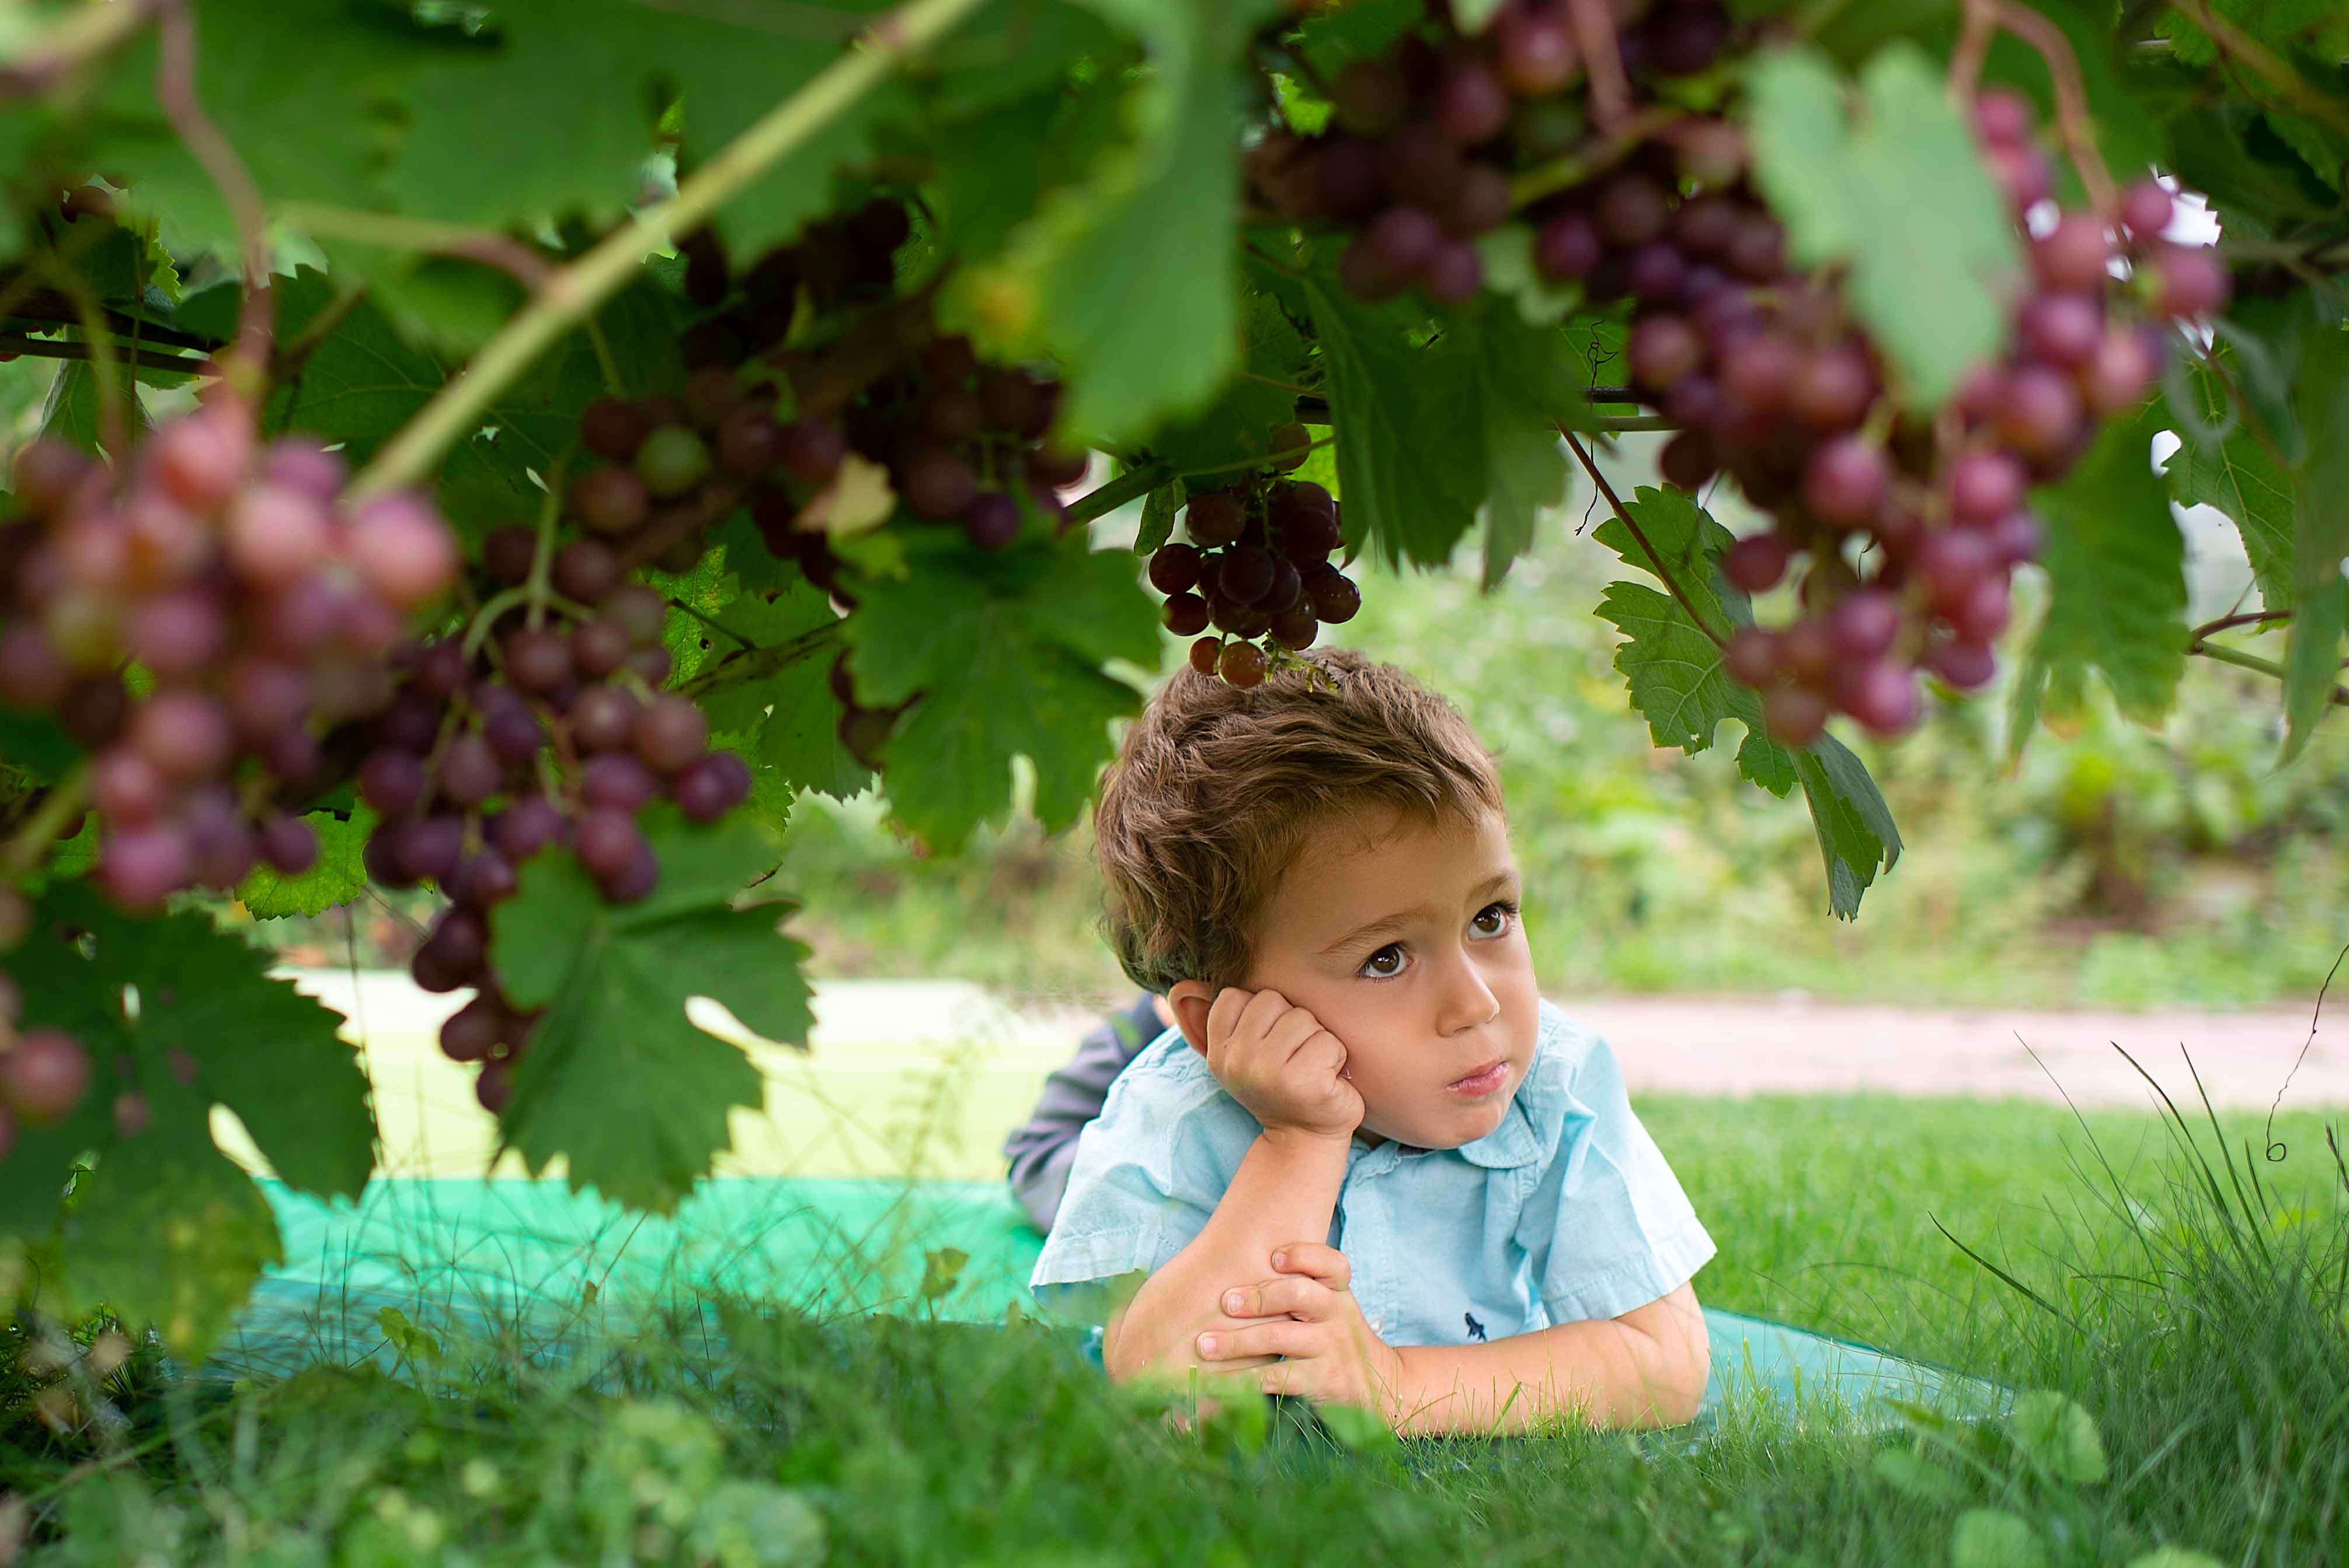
[1136,478,1186,555]
[958,0,1289,442]
[489,807,805,1213]
[0,885,374,1353]
[1746,42,2022,410]
[83,0,457,258]
[1592,485,1899,915]
[1301,273,1486,569]
[1149,288,1311,475]
[236,808,377,920]
[2280,299,2349,762]
[2165,355,2295,611]
[694,583,869,800]
[1462,301,1581,589]
[2012,405,2188,743]
[1293,0,1421,75]
[842,530,1158,850]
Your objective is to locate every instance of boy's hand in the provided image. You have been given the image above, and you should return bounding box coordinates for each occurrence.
[1196,1243,1402,1419]
[1198,989,1363,1144]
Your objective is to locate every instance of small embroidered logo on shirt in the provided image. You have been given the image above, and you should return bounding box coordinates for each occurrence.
[1464,1311,1488,1342]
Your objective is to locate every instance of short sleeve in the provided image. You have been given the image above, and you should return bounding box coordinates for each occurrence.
[1516,1030,1715,1325]
[1025,1041,1244,1322]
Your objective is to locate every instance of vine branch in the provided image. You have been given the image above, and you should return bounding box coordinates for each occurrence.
[154,0,274,374]
[1564,0,1633,134]
[0,332,207,377]
[2168,1,2349,141]
[1067,462,1172,528]
[273,203,556,292]
[347,0,988,503]
[1561,427,1728,648]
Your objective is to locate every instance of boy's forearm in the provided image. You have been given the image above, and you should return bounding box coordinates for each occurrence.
[1103,1130,1351,1384]
[1387,1287,1710,1435]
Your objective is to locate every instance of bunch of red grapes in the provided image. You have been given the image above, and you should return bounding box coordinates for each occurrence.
[1149,471,1361,689]
[565,199,1082,605]
[1608,89,2227,742]
[0,401,460,1136]
[1246,0,1733,305]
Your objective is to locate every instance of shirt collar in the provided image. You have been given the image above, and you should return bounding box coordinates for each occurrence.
[1352,1096,1541,1169]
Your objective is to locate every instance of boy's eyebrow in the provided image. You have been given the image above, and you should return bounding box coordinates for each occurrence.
[1317,870,1520,955]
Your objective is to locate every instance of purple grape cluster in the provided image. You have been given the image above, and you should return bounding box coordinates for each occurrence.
[1613,88,2228,743]
[1245,0,1731,305]
[352,566,751,1111]
[1148,473,1360,688]
[562,198,1081,608]
[0,403,460,911]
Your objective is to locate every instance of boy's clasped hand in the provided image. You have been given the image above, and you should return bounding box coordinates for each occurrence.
[1185,987,1405,1413]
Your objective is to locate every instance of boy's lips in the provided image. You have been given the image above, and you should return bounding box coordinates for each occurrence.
[1445,1057,1509,1095]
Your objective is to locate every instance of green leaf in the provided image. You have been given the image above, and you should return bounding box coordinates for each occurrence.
[1465,302,1579,588]
[843,531,1158,850]
[1314,1401,1398,1451]
[236,808,377,919]
[2009,1389,2108,1484]
[1148,288,1311,475]
[0,886,374,1353]
[2012,405,2187,742]
[2164,355,2294,612]
[489,807,805,1213]
[1746,42,2021,409]
[2280,301,2349,762]
[1136,478,1186,555]
[1303,272,1485,569]
[1793,735,1902,919]
[958,0,1289,441]
[1950,1510,2049,1568]
[40,360,146,461]
[1871,1448,1965,1504]
[696,584,870,800]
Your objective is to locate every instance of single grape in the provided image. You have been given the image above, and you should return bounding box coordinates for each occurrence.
[1595,173,1669,248]
[1182,636,1220,675]
[492,795,569,862]
[1262,560,1303,615]
[398,815,467,887]
[1533,211,1602,281]
[455,845,519,907]
[1973,88,2034,147]
[1721,533,1790,595]
[359,750,429,818]
[1268,605,1318,651]
[573,809,644,881]
[92,747,169,825]
[2033,215,2112,292]
[147,407,250,512]
[1779,620,1835,688]
[571,468,650,538]
[1789,345,1874,429]
[563,618,628,681]
[2020,293,2103,368]
[1994,364,2083,459]
[1648,5,1729,74]
[569,685,640,754]
[1031,448,1090,489]
[1833,660,1919,735]
[1364,207,1443,289]
[1164,591,1212,636]
[1495,5,1578,95]
[1421,241,1484,304]
[1266,425,1311,472]
[1721,213,1786,281]
[600,839,660,904]
[1624,243,1687,303]
[12,440,94,515]
[440,996,505,1063]
[349,492,459,609]
[1306,570,1360,624]
[580,753,656,813]
[676,751,752,823]
[129,691,232,781]
[1948,451,2026,525]
[496,626,569,695]
[1949,576,2013,642]
[483,701,546,764]
[1826,590,1901,661]
[2118,177,2174,240]
[715,407,784,478]
[1723,626,1780,687]
[1185,491,1247,549]
[636,427,714,499]
[1218,545,1277,605]
[1927,638,1999,691]
[1219,640,1269,688]
[635,695,709,773]
[1761,685,1829,747]
[436,734,502,807]
[1988,510,2045,568]
[551,540,621,604]
[259,814,319,876]
[2082,327,2161,417]
[224,482,333,586]
[900,449,979,520]
[581,396,653,462]
[628,643,674,687]
[1988,143,2053,214]
[1917,528,1994,611]
[1802,437,1890,527]
[96,822,193,910]
[1149,542,1202,595]
[3,1027,89,1123]
[1721,333,1798,414]
[2153,244,2230,319]
[1629,315,1704,392]
[965,492,1022,552]
[1441,163,1514,241]
[1658,430,1718,492]
[181,788,258,888]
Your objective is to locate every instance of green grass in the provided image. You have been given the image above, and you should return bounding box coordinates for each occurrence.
[7,1089,2345,1564]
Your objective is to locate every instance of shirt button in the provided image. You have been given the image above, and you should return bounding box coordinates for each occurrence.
[1368,1315,1384,1331]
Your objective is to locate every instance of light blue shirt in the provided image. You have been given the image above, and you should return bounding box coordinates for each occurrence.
[1028,999,1716,1346]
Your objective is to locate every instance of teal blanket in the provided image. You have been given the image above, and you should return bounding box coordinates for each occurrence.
[220,1177,2004,1431]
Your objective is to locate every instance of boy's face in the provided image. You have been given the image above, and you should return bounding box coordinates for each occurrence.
[1241,806,1539,1151]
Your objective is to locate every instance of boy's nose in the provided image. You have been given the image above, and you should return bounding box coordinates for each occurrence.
[1432,950,1501,1036]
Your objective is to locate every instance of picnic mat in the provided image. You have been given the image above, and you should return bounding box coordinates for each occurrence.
[212,1176,2007,1433]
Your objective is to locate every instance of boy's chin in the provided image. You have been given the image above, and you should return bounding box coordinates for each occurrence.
[1363,1084,1519,1151]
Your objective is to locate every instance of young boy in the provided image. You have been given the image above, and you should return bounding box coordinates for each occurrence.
[1026,648,1715,1435]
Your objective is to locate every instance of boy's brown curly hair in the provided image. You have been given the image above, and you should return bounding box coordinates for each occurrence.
[1094,647,1505,994]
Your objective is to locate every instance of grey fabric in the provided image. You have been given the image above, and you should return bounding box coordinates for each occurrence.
[1003,992,1166,1233]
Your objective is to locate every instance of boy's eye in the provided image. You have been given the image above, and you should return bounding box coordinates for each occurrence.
[1472,902,1516,937]
[1361,945,1405,978]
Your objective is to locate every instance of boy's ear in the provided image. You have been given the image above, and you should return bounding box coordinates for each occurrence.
[1166,980,1215,1057]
